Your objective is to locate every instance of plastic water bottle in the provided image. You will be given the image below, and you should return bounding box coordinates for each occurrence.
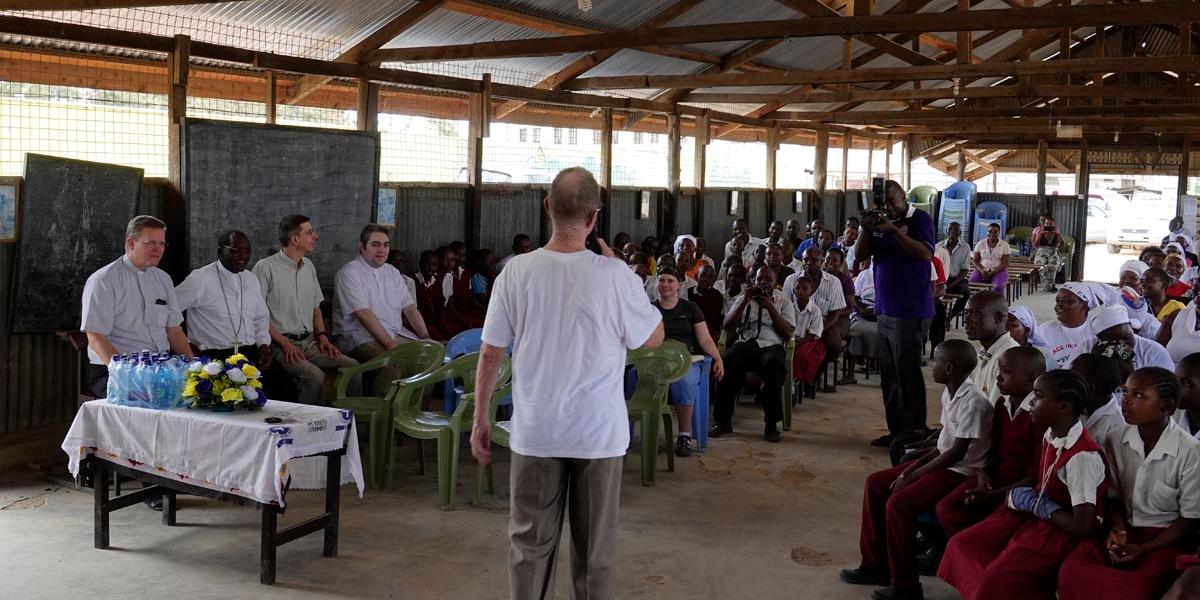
[106,355,123,402]
[127,353,150,408]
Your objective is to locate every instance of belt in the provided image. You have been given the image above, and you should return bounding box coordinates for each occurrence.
[283,332,311,342]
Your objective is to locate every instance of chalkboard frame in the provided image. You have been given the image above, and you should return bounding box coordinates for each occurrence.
[0,176,19,244]
[11,153,144,334]
[181,118,380,289]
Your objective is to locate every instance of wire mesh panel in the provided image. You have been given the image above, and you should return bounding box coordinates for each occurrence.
[706,139,767,188]
[612,127,668,187]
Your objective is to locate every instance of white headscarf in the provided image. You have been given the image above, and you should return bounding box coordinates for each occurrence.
[1008,306,1047,347]
[673,234,697,255]
[1060,281,1099,309]
[1088,303,1131,335]
[1119,260,1148,278]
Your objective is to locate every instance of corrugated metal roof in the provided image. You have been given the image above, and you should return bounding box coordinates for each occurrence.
[579,48,708,78]
[383,9,554,49]
[479,0,686,31]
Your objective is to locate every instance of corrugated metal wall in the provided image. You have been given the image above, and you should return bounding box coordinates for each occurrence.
[818,191,844,229]
[479,186,543,261]
[773,189,808,226]
[608,188,659,244]
[676,190,696,236]
[746,190,769,234]
[703,189,743,257]
[391,185,466,269]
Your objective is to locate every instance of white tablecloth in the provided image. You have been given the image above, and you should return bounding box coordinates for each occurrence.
[62,400,364,507]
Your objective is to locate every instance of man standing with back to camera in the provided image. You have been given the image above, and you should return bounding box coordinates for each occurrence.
[854,180,936,449]
[471,167,664,600]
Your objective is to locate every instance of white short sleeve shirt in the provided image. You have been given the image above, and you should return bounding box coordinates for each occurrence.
[781,271,846,317]
[81,255,184,365]
[1110,420,1200,528]
[481,249,662,459]
[174,261,271,351]
[973,238,1012,270]
[334,257,418,352]
[936,378,994,476]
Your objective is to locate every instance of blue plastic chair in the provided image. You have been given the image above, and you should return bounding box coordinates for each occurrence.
[973,201,1008,244]
[441,328,483,414]
[939,180,976,239]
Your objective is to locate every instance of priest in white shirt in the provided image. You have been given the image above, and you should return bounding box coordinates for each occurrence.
[334,224,431,395]
[175,230,272,367]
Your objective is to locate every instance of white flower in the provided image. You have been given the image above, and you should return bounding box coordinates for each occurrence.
[226,368,247,384]
[202,361,223,376]
[187,361,203,373]
[240,385,259,401]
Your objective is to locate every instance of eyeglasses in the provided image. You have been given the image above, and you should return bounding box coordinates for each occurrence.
[139,240,167,249]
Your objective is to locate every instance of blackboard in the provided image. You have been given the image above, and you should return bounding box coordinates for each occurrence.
[182,119,379,288]
[10,154,143,333]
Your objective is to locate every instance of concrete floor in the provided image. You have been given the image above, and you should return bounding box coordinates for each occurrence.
[0,292,1057,600]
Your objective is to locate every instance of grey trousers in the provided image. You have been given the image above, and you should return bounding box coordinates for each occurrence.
[509,453,623,600]
[347,335,418,397]
[272,336,360,406]
[877,314,930,435]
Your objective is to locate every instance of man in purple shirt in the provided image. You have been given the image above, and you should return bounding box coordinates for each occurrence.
[853,180,935,448]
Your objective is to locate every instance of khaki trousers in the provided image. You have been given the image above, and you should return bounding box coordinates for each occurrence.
[272,336,360,406]
[508,453,623,600]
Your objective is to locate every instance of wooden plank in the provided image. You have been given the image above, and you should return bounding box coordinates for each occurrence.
[774,0,940,67]
[1037,140,1048,202]
[356,79,378,131]
[1182,21,1193,94]
[167,34,187,190]
[667,113,681,234]
[368,3,1200,62]
[841,131,851,190]
[564,55,1200,90]
[815,129,829,195]
[689,84,1197,105]
[265,70,276,124]
[957,0,971,65]
[772,103,1200,124]
[600,108,613,192]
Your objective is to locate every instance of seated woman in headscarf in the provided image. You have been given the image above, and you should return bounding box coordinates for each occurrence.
[1159,274,1200,364]
[1039,282,1099,369]
[1087,303,1174,371]
[1119,259,1147,293]
[1006,305,1056,370]
[1162,254,1193,299]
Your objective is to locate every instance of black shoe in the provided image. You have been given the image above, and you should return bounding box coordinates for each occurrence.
[839,565,890,586]
[709,423,733,438]
[870,433,896,447]
[145,498,163,511]
[674,436,693,457]
[764,428,782,443]
[915,548,942,577]
[805,383,817,399]
[870,586,924,600]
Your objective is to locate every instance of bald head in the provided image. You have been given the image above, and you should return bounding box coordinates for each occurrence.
[547,167,600,223]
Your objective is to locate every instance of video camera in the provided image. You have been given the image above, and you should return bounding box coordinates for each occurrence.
[859,177,888,230]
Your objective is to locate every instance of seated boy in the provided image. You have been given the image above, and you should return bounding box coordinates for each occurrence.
[1073,353,1126,453]
[933,346,1047,554]
[790,275,824,402]
[841,339,993,600]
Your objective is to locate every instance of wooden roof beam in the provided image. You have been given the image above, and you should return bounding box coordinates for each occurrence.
[772,0,941,67]
[771,102,1200,124]
[565,55,1200,89]
[368,2,1200,62]
[5,0,245,7]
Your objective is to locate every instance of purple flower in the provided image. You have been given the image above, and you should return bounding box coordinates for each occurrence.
[196,379,212,396]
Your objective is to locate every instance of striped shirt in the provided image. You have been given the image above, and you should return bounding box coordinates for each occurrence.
[781,270,847,317]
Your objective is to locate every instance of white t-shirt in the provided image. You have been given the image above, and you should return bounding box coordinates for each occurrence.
[1167,303,1200,366]
[1040,319,1095,369]
[973,238,1011,270]
[481,249,662,459]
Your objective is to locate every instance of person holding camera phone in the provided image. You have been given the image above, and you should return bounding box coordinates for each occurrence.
[855,179,937,449]
[1032,215,1066,292]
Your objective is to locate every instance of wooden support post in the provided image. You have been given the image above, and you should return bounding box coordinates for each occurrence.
[885,134,892,181]
[265,71,277,125]
[841,132,851,190]
[479,73,492,139]
[866,139,875,177]
[956,145,967,180]
[666,112,681,238]
[167,34,189,191]
[600,108,613,239]
[904,134,914,189]
[694,111,708,233]
[767,124,780,223]
[1037,140,1048,207]
[815,129,829,196]
[1180,136,1192,204]
[1076,140,1089,198]
[957,0,971,65]
[356,79,378,131]
[841,0,855,97]
[466,91,486,250]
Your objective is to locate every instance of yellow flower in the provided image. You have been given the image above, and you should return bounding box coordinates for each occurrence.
[183,380,197,398]
[221,388,242,403]
[249,379,263,389]
[226,353,247,365]
[241,364,260,379]
[198,370,210,380]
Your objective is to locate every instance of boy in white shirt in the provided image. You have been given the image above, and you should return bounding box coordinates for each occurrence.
[791,276,825,401]
[842,339,993,600]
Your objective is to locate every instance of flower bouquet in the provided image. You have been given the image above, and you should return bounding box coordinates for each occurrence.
[183,353,266,411]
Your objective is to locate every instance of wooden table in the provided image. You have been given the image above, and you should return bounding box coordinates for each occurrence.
[90,444,345,585]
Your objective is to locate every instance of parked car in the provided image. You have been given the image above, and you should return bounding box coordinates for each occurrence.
[1086,190,1125,244]
[1106,190,1174,253]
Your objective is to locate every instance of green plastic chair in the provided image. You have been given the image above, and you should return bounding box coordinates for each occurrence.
[908,185,938,205]
[333,340,445,489]
[626,341,692,487]
[469,384,514,502]
[387,352,512,509]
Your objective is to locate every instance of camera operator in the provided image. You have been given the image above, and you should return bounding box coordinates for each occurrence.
[854,180,936,448]
[1032,214,1066,293]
